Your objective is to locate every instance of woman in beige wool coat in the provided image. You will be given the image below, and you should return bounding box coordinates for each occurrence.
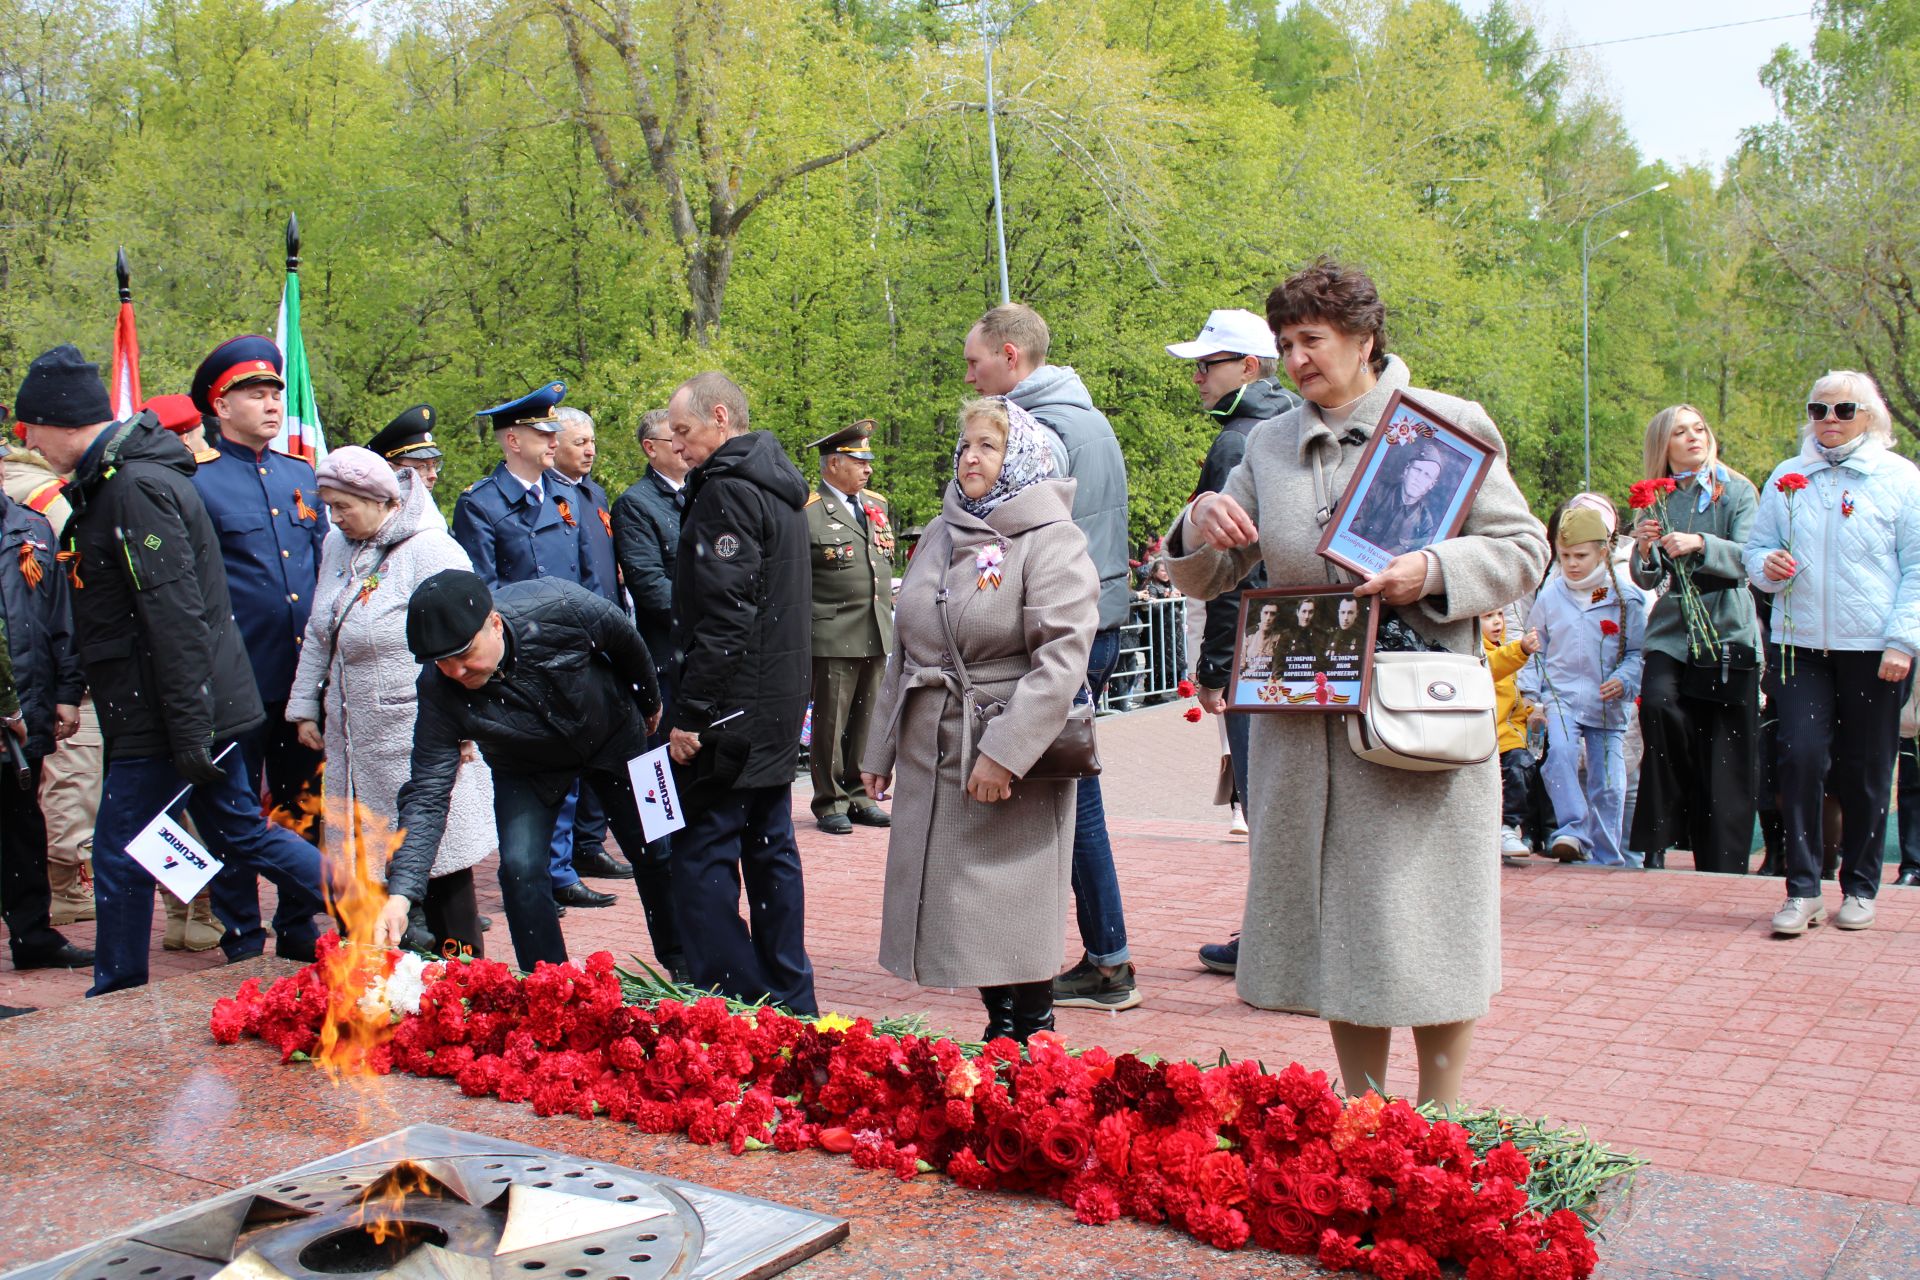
[862,397,1098,1044]
[1168,260,1548,1107]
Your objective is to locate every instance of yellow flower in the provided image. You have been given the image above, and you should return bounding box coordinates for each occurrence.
[812,1012,856,1034]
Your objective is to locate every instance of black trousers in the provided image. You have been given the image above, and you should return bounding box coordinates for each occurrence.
[671,784,816,1014]
[1498,748,1534,832]
[1776,648,1909,900]
[422,866,483,958]
[1632,651,1759,874]
[2,759,63,959]
[1898,742,1920,877]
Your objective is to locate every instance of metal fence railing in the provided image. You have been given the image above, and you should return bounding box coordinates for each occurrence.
[1099,595,1190,714]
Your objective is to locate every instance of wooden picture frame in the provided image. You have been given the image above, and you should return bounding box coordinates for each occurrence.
[1315,390,1498,580]
[1227,586,1380,713]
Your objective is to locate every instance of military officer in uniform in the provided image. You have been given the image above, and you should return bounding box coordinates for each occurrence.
[190,336,329,960]
[804,421,895,835]
[453,380,614,910]
[366,404,445,493]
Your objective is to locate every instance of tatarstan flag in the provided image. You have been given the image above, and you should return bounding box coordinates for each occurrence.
[273,268,327,464]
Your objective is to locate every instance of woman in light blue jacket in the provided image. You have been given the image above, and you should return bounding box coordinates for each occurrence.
[1744,371,1920,937]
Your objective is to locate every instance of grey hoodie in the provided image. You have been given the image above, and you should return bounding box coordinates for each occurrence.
[1008,364,1131,629]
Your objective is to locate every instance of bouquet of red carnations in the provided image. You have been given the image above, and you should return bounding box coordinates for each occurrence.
[213,940,1609,1280]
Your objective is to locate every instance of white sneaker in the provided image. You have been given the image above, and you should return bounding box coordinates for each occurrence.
[1835,895,1876,930]
[1500,826,1529,856]
[1228,805,1248,836]
[1771,897,1826,936]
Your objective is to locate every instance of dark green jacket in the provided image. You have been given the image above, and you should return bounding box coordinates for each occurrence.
[1628,469,1760,661]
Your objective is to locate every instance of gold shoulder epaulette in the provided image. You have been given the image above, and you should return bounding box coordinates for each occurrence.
[193,447,222,465]
[862,488,885,502]
[805,492,822,507]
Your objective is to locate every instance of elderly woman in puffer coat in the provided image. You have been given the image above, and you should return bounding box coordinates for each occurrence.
[287,448,496,955]
[861,397,1098,1045]
[1744,370,1920,939]
[1166,259,1547,1108]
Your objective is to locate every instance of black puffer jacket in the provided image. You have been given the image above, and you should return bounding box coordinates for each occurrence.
[0,492,81,760]
[63,413,266,760]
[669,430,811,792]
[1193,378,1302,689]
[389,577,661,903]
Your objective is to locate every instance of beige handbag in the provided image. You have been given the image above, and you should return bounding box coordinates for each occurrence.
[1346,651,1497,772]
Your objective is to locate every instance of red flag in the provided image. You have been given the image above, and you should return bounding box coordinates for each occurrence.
[110,300,142,419]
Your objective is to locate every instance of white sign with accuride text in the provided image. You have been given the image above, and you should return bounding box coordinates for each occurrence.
[126,808,225,903]
[628,744,687,843]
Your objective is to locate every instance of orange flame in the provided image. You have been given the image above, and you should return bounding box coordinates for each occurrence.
[355,1160,437,1245]
[301,790,410,1082]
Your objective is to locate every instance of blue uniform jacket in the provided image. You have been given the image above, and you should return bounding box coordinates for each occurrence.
[559,472,623,608]
[0,494,81,760]
[452,462,601,593]
[190,432,327,704]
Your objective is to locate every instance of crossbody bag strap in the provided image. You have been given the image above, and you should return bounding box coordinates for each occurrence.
[320,542,398,682]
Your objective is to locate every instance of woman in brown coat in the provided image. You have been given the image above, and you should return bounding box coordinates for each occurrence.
[861,397,1099,1043]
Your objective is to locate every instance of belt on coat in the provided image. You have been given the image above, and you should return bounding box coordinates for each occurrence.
[889,652,1032,770]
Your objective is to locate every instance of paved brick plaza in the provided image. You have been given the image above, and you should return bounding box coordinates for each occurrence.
[7,701,1919,1212]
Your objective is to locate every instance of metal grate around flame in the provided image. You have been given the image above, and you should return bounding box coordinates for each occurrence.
[2,1127,844,1280]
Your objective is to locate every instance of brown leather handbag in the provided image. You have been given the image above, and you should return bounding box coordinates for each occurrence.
[935,586,1100,781]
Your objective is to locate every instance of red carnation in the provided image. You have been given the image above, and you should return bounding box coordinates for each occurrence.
[1185,1202,1251,1251]
[817,1126,856,1154]
[1183,706,1204,722]
[1177,679,1197,698]
[1599,619,1620,637]
[1626,481,1659,511]
[1072,1183,1123,1225]
[1776,472,1809,493]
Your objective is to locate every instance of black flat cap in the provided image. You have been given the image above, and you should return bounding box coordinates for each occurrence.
[15,345,113,429]
[407,569,495,662]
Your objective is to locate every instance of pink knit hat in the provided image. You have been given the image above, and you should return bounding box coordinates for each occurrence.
[315,444,402,504]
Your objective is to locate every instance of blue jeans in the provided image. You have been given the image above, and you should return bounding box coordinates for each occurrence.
[90,745,326,996]
[496,766,683,973]
[1071,628,1129,967]
[670,784,815,1014]
[216,703,324,956]
[547,783,582,891]
[1539,713,1628,867]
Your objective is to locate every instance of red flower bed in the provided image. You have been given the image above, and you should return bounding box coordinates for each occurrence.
[211,939,1598,1280]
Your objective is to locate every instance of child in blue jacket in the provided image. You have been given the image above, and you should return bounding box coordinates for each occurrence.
[1521,504,1647,866]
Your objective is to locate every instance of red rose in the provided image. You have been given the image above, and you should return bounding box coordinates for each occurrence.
[1777,472,1809,493]
[1042,1120,1093,1172]
[1264,1202,1319,1250]
[1294,1170,1340,1217]
[985,1113,1030,1174]
[1599,619,1620,637]
[1184,706,1204,722]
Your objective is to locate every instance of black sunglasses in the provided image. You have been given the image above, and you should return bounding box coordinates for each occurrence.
[1195,354,1247,371]
[1808,401,1861,422]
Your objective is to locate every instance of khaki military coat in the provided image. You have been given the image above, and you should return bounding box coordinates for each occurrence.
[1166,356,1548,1028]
[863,479,1099,988]
[807,484,896,659]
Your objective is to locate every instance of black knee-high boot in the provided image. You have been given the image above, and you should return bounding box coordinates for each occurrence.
[1009,981,1054,1043]
[980,986,1016,1042]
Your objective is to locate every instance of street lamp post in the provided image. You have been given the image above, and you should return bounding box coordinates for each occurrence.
[1580,180,1670,488]
[982,1,1041,306]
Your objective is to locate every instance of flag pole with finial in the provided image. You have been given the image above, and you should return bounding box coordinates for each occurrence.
[273,212,327,463]
[108,246,142,417]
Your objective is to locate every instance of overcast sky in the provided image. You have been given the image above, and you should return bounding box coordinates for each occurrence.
[1453,1,1818,172]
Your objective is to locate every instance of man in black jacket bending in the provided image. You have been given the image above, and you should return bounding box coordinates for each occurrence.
[14,345,326,995]
[379,572,682,975]
[1164,309,1300,975]
[663,372,817,1015]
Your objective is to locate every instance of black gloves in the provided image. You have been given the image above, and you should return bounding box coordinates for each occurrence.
[173,744,228,788]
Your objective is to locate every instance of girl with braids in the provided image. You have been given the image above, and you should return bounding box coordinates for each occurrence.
[1522,504,1647,865]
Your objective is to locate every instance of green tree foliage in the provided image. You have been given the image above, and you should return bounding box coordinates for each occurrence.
[0,0,1898,547]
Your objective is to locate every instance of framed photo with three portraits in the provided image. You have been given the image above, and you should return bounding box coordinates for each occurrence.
[1228,586,1380,713]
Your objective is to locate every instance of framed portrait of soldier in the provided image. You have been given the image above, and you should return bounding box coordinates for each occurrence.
[1316,391,1496,579]
[1228,586,1379,712]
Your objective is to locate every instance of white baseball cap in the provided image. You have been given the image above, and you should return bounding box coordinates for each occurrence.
[1165,308,1278,361]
